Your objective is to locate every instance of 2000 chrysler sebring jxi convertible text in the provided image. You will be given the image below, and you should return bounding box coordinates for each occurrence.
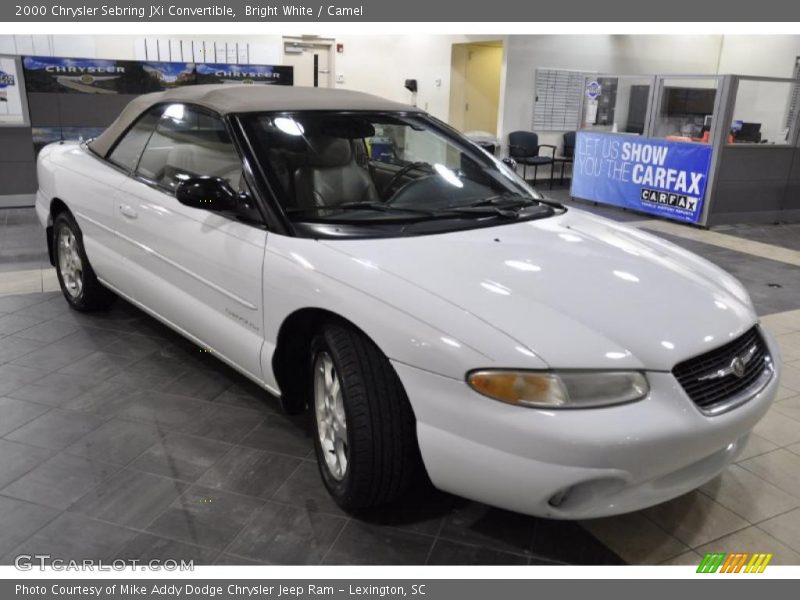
[36,85,780,518]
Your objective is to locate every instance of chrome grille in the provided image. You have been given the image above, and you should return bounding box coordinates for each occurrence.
[672,326,772,415]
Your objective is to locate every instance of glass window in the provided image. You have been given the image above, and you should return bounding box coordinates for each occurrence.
[240,112,558,238]
[581,76,654,135]
[652,77,719,144]
[107,108,163,171]
[728,79,797,145]
[136,104,243,192]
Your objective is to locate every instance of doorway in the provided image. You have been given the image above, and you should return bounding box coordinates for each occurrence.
[282,38,334,88]
[449,41,503,135]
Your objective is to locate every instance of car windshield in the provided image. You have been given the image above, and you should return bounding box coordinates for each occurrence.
[239,111,562,237]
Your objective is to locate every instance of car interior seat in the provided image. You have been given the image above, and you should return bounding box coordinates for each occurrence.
[293,136,379,209]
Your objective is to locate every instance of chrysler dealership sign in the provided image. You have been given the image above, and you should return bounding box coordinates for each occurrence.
[571,131,713,224]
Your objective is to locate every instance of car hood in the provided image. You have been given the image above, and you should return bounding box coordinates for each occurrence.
[320,209,757,371]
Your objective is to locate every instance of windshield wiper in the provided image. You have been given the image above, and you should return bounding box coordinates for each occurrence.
[287,200,536,222]
[286,202,436,217]
[467,192,562,210]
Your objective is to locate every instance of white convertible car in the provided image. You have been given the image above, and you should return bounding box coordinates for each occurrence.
[36,85,779,518]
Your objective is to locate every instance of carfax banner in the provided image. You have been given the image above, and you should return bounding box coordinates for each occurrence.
[571,131,713,224]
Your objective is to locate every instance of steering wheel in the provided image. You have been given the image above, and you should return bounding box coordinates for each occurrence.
[382,162,432,199]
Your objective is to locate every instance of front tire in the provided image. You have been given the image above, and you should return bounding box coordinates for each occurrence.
[53,211,116,312]
[310,323,420,509]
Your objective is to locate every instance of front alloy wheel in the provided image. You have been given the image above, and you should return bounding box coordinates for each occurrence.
[314,351,349,481]
[309,324,421,510]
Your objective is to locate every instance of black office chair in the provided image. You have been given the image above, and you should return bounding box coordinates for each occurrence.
[555,131,576,185]
[508,131,556,189]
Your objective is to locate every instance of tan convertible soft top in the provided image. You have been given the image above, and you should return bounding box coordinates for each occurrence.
[90,84,420,157]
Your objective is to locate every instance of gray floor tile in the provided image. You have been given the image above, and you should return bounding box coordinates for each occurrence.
[7,372,99,406]
[14,298,71,320]
[0,314,46,336]
[0,495,60,557]
[58,351,137,380]
[529,518,623,564]
[427,539,528,565]
[197,446,301,499]
[181,405,265,444]
[322,520,433,565]
[700,464,800,523]
[0,396,51,436]
[128,433,232,482]
[0,294,50,314]
[757,508,800,554]
[210,389,280,415]
[1,453,119,510]
[63,382,141,418]
[0,335,45,364]
[227,500,346,565]
[117,532,219,565]
[239,414,312,458]
[0,364,48,396]
[10,340,95,372]
[353,486,453,537]
[740,449,800,499]
[160,369,234,402]
[65,418,163,466]
[5,408,106,451]
[214,553,260,565]
[98,333,162,360]
[271,461,347,516]
[438,501,536,556]
[146,485,264,551]
[0,439,54,489]
[69,468,187,529]
[116,391,217,430]
[7,512,135,562]
[119,355,189,384]
[14,319,80,344]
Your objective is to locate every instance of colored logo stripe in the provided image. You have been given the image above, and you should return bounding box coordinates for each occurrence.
[697,553,773,573]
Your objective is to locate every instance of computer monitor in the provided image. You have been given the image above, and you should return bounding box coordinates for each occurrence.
[736,122,762,143]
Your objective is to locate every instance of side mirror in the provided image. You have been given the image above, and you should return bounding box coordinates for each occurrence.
[502,157,517,171]
[175,176,241,212]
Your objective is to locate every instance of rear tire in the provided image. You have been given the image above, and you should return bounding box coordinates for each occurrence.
[53,211,116,312]
[310,323,420,509]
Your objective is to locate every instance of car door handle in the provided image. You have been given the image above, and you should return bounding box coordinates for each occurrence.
[119,204,138,219]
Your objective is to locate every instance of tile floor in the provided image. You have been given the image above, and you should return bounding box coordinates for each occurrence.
[2,202,800,566]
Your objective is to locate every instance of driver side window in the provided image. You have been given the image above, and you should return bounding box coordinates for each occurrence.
[136,104,244,194]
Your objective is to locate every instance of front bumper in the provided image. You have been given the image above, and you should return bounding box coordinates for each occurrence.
[393,332,780,519]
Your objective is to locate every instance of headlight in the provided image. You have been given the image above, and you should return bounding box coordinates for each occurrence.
[466,370,649,409]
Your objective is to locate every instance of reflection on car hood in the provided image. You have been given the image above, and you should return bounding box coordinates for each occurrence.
[321,209,757,370]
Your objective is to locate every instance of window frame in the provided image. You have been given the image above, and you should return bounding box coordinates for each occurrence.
[233,109,529,238]
[90,102,282,232]
[133,103,242,194]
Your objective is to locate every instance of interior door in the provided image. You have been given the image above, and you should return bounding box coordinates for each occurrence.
[283,41,333,87]
[114,103,267,381]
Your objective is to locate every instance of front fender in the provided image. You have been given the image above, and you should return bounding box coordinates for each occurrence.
[260,234,549,390]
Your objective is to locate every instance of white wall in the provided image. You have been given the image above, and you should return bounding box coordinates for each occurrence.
[501,35,725,149]
[4,33,800,148]
[332,35,504,123]
[717,36,800,77]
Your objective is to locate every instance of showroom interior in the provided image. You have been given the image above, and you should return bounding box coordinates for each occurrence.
[1,32,800,566]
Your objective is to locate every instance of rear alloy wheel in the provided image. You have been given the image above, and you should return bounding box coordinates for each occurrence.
[53,211,116,312]
[57,225,83,299]
[310,323,421,509]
